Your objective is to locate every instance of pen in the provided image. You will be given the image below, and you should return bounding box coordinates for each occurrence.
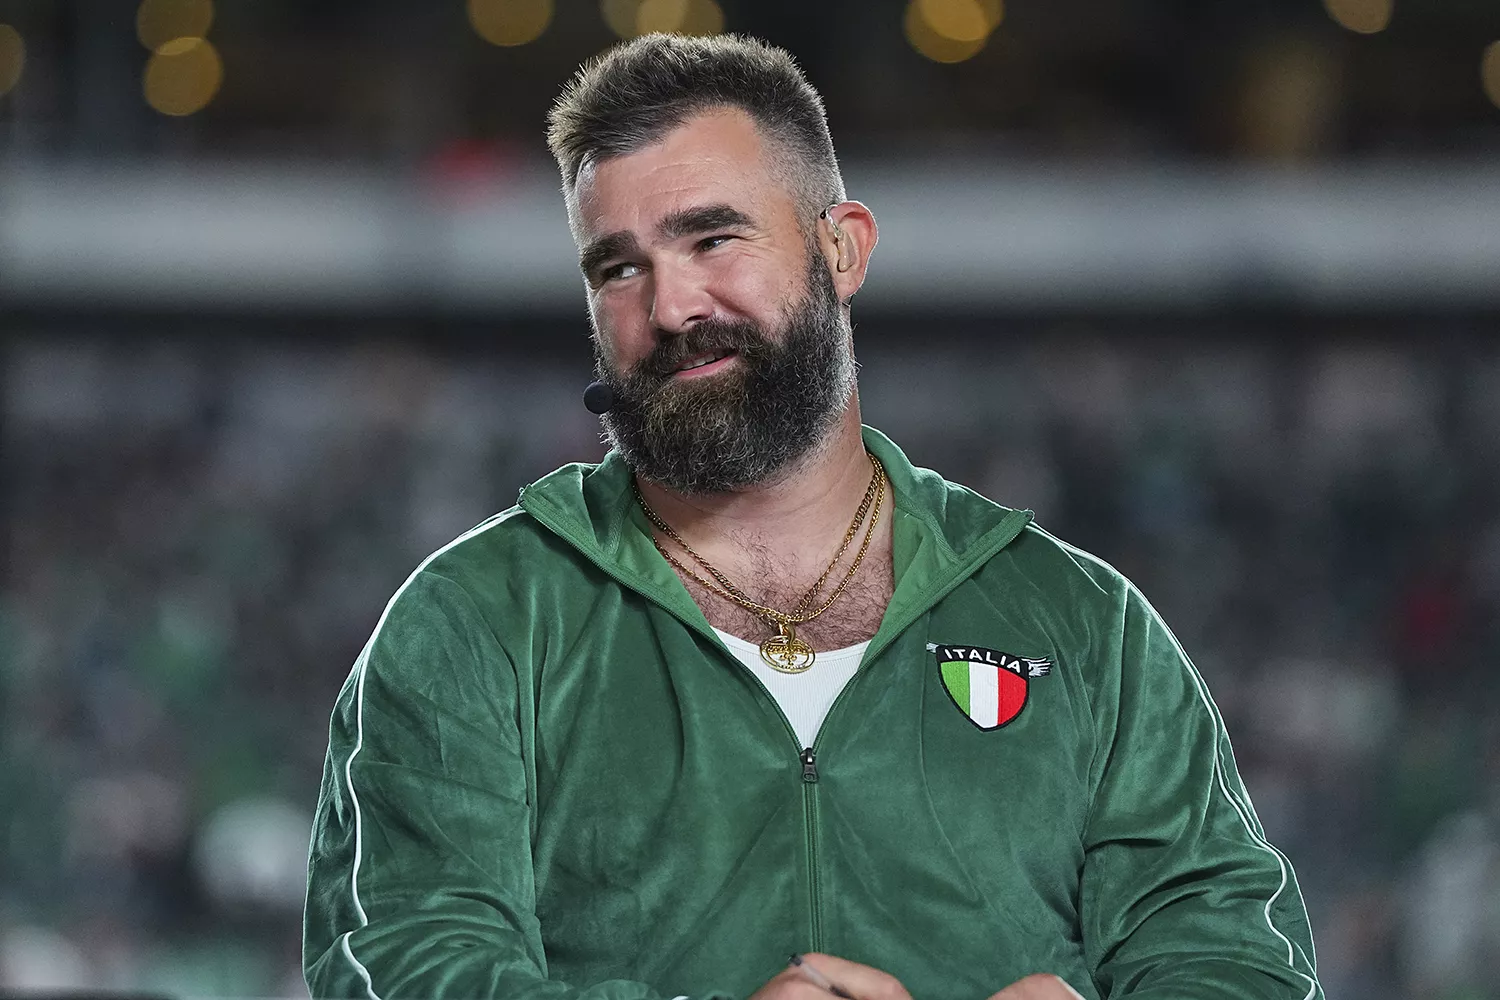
[788,954,856,999]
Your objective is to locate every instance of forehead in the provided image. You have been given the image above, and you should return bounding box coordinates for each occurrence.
[572,108,790,240]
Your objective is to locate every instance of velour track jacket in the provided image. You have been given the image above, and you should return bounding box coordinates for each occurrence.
[304,427,1322,1000]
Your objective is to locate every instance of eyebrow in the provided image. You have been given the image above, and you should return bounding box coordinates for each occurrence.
[577,204,757,277]
[654,204,755,241]
[578,231,640,278]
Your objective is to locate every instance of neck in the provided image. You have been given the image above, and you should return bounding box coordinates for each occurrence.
[634,403,875,561]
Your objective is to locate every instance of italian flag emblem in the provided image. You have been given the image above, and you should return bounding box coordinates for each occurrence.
[931,643,1052,731]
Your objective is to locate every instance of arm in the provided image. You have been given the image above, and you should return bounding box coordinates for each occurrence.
[1079,583,1322,1000]
[302,569,703,1000]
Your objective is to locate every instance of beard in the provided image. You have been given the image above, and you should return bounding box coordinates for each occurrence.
[593,249,855,495]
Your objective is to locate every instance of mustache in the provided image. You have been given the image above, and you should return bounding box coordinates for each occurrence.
[629,320,770,379]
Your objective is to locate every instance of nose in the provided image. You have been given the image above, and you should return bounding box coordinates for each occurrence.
[647,260,714,334]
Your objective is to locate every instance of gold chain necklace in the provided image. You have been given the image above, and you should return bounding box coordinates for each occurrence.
[634,455,886,674]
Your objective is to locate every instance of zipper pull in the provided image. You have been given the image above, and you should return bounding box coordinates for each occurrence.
[800,747,819,783]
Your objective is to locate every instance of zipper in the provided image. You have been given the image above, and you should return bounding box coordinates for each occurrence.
[800,747,819,783]
[800,747,822,951]
[524,492,1028,957]
[524,493,830,952]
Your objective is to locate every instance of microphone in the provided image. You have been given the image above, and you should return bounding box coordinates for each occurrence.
[583,381,616,414]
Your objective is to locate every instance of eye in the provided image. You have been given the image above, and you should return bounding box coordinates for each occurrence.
[600,261,643,283]
[697,234,734,252]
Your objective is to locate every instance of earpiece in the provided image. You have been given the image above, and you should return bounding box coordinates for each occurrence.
[820,206,854,273]
[820,206,845,242]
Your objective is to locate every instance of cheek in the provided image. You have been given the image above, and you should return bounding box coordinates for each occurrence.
[590,295,650,366]
[707,250,801,316]
[594,273,653,324]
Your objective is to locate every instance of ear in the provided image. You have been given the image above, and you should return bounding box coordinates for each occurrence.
[817,200,878,304]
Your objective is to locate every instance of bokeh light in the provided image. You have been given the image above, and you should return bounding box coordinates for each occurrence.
[0,24,24,98]
[1235,35,1338,160]
[1483,41,1500,110]
[636,0,690,35]
[195,797,312,911]
[600,0,638,38]
[136,0,214,52]
[601,0,724,39]
[467,0,553,47]
[918,0,1001,43]
[1322,0,1393,35]
[905,0,988,63]
[143,36,223,116]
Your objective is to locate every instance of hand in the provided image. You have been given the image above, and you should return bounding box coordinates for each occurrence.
[749,954,912,1000]
[987,974,1086,1000]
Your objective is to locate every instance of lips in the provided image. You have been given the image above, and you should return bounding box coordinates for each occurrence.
[673,349,735,373]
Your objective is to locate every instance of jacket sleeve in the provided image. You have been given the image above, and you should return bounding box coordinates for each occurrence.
[303,569,706,1000]
[1078,582,1322,1000]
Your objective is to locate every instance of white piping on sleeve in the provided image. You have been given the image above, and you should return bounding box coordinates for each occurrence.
[339,637,379,998]
[1165,621,1320,1000]
[336,509,526,1000]
[1062,541,1320,999]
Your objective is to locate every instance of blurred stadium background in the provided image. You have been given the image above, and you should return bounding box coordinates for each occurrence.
[2,1,1499,998]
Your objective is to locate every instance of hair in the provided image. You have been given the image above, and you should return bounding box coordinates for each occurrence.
[547,33,846,224]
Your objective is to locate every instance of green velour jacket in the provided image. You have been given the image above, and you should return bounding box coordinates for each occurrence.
[304,427,1321,1000]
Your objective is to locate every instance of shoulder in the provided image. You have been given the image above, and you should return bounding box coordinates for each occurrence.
[369,504,557,603]
[352,500,582,689]
[998,522,1132,604]
[417,505,543,582]
[371,498,580,637]
[358,507,534,642]
[426,450,619,587]
[908,459,1130,606]
[960,514,1140,663]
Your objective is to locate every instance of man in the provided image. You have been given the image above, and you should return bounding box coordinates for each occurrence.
[304,33,1321,1000]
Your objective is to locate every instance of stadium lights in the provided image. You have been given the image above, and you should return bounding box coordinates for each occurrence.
[1484,42,1500,111]
[905,0,1003,64]
[137,0,220,116]
[468,0,554,47]
[600,0,725,39]
[0,23,24,98]
[137,0,214,52]
[144,36,223,116]
[1321,0,1392,35]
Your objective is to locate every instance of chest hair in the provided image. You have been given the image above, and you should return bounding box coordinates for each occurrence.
[670,542,895,651]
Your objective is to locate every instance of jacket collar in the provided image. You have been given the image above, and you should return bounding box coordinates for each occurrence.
[519,426,1033,656]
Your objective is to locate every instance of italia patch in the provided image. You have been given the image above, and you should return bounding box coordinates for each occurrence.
[929,643,1053,731]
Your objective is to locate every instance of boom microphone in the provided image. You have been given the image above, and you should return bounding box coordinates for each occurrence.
[583,381,616,414]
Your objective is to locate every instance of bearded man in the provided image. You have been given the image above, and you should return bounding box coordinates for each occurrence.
[304,33,1322,1000]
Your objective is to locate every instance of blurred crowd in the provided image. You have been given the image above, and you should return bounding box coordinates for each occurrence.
[2,329,1498,999]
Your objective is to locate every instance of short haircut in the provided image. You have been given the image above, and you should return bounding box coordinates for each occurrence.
[547,33,846,225]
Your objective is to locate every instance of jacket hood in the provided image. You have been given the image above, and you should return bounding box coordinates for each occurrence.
[518,425,1033,656]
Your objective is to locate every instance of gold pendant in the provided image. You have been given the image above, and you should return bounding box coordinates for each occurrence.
[761,624,816,674]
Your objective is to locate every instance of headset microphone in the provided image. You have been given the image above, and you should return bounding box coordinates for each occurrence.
[582,381,616,415]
